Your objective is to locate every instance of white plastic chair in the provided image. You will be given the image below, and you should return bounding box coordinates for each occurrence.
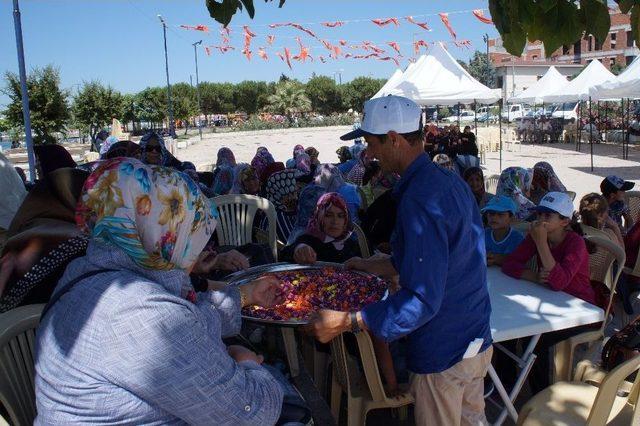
[212,194,278,261]
[0,304,44,426]
[484,174,501,195]
[352,223,371,259]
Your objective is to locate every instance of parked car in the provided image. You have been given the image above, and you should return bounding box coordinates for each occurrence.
[551,101,580,123]
[501,104,531,122]
[442,110,476,123]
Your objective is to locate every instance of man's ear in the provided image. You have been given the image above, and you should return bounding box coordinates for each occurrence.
[388,130,400,146]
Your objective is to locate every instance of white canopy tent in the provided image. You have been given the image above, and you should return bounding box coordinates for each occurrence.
[371,68,404,99]
[542,59,616,103]
[507,66,568,104]
[589,55,640,100]
[386,42,500,106]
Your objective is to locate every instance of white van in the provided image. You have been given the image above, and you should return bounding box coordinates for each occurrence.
[501,104,531,122]
[551,101,580,123]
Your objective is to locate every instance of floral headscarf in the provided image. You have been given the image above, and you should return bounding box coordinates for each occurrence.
[314,164,345,193]
[215,147,237,168]
[212,165,234,195]
[99,136,120,158]
[496,167,535,220]
[139,132,169,166]
[259,161,285,186]
[231,163,258,194]
[76,158,217,271]
[265,169,298,211]
[293,144,305,158]
[251,147,275,178]
[532,161,566,192]
[306,192,353,250]
[433,153,455,171]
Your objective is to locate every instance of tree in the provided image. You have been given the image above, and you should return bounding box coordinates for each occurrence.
[135,87,167,129]
[121,93,139,132]
[611,63,626,75]
[200,82,235,114]
[266,81,311,122]
[2,65,70,144]
[341,77,385,111]
[171,83,199,134]
[457,60,469,71]
[467,51,497,88]
[305,75,342,115]
[72,81,124,148]
[206,0,285,26]
[233,80,270,114]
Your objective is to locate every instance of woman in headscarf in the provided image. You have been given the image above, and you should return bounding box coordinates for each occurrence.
[258,162,285,194]
[139,131,182,170]
[294,152,312,177]
[211,165,235,196]
[360,162,400,207]
[251,147,275,180]
[305,147,320,167]
[463,167,493,210]
[286,144,305,169]
[530,161,567,204]
[215,147,237,169]
[314,164,360,222]
[103,141,141,161]
[281,192,360,264]
[230,164,260,196]
[432,153,455,172]
[33,144,77,179]
[496,166,536,221]
[263,169,299,243]
[35,158,285,424]
[346,149,369,186]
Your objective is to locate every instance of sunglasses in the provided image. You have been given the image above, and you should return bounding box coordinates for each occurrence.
[145,145,162,153]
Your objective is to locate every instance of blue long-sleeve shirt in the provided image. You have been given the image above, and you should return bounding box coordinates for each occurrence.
[361,154,492,374]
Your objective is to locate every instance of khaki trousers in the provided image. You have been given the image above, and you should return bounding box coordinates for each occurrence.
[411,346,493,426]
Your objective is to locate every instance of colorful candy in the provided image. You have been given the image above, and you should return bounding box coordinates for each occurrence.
[242,268,387,322]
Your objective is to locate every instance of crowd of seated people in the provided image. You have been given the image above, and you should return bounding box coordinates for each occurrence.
[2,122,640,424]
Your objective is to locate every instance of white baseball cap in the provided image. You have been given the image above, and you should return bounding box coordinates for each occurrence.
[534,191,574,218]
[340,95,422,140]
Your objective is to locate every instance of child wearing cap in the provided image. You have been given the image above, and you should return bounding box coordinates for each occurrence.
[502,191,597,394]
[481,195,524,266]
[601,175,635,234]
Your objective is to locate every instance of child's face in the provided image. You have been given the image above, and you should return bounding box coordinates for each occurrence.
[321,204,347,239]
[466,175,484,194]
[537,211,569,233]
[486,211,512,230]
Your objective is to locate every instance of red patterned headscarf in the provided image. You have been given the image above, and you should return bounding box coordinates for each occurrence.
[306,192,353,249]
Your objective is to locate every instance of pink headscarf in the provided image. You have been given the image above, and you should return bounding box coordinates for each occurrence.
[306,192,353,249]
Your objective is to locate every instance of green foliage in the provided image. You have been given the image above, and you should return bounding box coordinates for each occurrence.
[171,83,199,123]
[467,51,497,88]
[611,63,627,75]
[233,80,270,114]
[2,65,70,144]
[135,87,167,125]
[341,77,385,111]
[72,81,124,143]
[206,0,285,26]
[200,82,235,114]
[489,0,610,57]
[266,81,311,121]
[305,75,342,115]
[0,117,9,133]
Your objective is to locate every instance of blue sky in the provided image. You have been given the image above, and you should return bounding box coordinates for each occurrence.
[0,0,497,107]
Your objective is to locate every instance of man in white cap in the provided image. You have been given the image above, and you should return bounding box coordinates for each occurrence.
[308,96,493,424]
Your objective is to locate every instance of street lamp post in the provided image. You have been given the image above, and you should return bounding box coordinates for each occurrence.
[157,15,176,139]
[12,0,36,182]
[192,40,203,140]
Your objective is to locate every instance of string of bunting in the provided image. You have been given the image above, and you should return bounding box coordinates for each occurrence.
[177,7,490,69]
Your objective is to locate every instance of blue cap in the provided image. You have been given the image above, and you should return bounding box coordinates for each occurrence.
[480,195,518,215]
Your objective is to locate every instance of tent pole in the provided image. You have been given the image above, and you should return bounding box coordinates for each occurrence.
[576,101,581,152]
[542,102,545,143]
[589,96,594,172]
[457,102,461,128]
[621,99,625,159]
[604,101,608,142]
[626,99,631,159]
[533,102,537,145]
[597,100,601,143]
[474,99,477,137]
[499,99,503,172]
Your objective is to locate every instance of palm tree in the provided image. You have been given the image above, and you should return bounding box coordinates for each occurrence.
[267,81,311,124]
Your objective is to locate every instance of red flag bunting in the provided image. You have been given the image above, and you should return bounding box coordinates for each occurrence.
[387,41,402,55]
[372,18,400,27]
[243,25,256,60]
[258,48,268,60]
[284,47,293,69]
[180,24,210,32]
[268,22,317,39]
[331,45,342,59]
[353,53,380,59]
[472,9,493,24]
[293,37,311,62]
[413,40,429,55]
[204,46,211,56]
[321,21,344,28]
[378,56,400,67]
[454,40,472,49]
[267,35,275,45]
[439,13,456,39]
[364,42,386,54]
[242,48,252,61]
[405,16,430,31]
[321,39,333,51]
[339,40,347,46]
[220,26,231,36]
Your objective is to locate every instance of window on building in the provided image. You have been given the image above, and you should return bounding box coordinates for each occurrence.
[628,31,635,47]
[574,40,581,55]
[588,35,593,51]
[610,57,616,67]
[627,55,636,65]
[562,45,570,55]
[532,55,538,60]
[611,32,617,47]
[497,76,504,88]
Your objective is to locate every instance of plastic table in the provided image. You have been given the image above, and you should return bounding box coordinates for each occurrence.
[487,267,604,424]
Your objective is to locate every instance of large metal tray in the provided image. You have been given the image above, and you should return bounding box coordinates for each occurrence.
[228,262,387,326]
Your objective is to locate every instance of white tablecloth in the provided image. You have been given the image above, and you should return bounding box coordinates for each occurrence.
[488,267,604,343]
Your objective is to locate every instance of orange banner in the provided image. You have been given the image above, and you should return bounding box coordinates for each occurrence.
[372,18,399,27]
[472,9,493,24]
[439,13,456,39]
[405,16,430,31]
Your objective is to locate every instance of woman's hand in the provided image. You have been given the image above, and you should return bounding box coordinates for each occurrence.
[243,275,284,308]
[191,249,249,274]
[530,220,548,245]
[227,345,264,364]
[293,244,317,264]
